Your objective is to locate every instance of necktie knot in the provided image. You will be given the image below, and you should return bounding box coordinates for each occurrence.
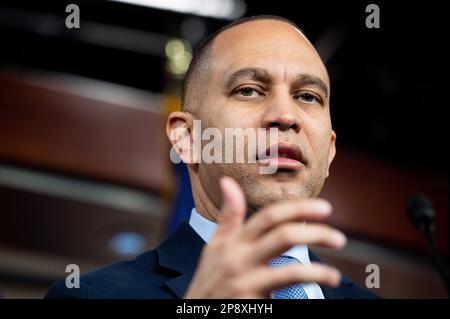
[269,256,308,299]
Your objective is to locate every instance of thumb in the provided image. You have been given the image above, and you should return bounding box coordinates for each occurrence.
[215,176,246,238]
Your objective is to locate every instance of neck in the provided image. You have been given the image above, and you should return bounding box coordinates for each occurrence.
[188,170,221,223]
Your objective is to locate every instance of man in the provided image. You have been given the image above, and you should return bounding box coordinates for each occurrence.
[45,15,378,299]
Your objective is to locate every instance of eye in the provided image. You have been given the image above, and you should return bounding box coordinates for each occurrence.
[234,87,262,98]
[296,92,322,105]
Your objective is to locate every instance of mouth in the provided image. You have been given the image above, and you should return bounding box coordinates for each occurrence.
[258,143,305,171]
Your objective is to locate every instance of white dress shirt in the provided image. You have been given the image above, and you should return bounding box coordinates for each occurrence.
[189,207,325,299]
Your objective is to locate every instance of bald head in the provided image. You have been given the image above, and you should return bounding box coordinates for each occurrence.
[182,15,324,114]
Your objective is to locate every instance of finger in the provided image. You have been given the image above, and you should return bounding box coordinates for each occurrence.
[252,223,347,264]
[239,263,342,296]
[242,198,332,241]
[215,176,247,239]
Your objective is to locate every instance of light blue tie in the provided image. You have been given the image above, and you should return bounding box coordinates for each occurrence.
[269,256,308,299]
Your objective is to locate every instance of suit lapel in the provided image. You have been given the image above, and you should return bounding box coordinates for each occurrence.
[320,281,352,299]
[156,222,206,298]
[308,249,354,299]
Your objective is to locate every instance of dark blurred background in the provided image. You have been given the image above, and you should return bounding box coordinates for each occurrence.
[0,0,448,298]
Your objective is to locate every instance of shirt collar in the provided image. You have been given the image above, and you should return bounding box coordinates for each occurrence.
[188,207,311,265]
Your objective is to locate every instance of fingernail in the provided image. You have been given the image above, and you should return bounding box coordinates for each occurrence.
[220,176,230,188]
[332,269,342,286]
[333,232,347,247]
[315,199,332,213]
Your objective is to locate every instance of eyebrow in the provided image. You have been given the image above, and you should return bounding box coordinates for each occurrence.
[225,68,272,89]
[225,67,329,98]
[293,74,329,98]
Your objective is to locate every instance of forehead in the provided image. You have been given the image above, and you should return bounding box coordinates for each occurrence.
[210,20,329,86]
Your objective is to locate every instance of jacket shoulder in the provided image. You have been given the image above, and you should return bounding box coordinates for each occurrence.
[44,249,175,299]
[341,276,381,299]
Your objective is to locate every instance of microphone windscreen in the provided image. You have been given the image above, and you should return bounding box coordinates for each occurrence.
[406,194,434,228]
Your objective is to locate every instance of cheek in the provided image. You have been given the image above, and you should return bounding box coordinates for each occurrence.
[304,120,332,160]
[211,112,257,131]
[204,93,261,129]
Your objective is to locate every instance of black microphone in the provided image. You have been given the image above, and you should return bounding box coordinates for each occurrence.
[407,195,435,236]
[406,194,449,294]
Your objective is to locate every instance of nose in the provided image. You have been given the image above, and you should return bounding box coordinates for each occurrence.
[261,91,301,133]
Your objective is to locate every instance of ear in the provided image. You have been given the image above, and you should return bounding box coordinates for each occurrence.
[166,111,197,164]
[326,130,337,178]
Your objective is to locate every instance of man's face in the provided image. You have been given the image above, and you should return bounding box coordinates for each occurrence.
[193,20,336,213]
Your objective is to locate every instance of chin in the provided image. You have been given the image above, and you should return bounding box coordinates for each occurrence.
[245,184,307,211]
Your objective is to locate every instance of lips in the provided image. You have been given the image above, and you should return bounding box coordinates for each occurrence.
[258,143,305,170]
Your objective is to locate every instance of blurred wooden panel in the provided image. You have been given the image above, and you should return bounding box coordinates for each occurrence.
[0,70,167,191]
[0,183,163,263]
[322,147,448,255]
[315,238,448,298]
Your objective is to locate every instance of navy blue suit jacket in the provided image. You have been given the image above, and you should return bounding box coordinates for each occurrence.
[45,221,378,299]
